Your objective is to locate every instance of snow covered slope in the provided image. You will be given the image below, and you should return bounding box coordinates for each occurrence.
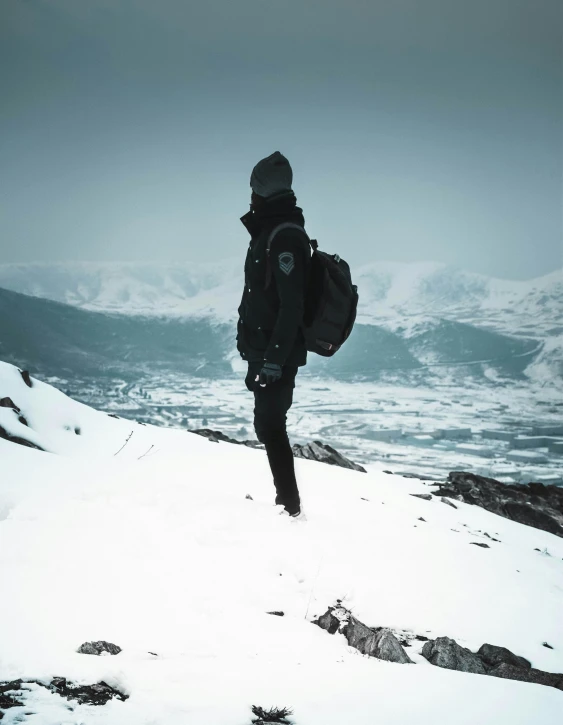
[1,361,562,724]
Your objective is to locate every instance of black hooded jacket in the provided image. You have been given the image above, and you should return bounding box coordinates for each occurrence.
[237,193,311,368]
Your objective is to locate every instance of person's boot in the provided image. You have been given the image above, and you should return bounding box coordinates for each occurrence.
[275,495,301,517]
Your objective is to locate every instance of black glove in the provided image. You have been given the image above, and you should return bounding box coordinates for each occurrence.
[258,362,283,386]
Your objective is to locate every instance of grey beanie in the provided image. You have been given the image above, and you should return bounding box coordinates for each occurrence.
[250,151,293,198]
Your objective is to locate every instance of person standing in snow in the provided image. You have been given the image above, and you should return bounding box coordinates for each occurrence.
[237,152,311,517]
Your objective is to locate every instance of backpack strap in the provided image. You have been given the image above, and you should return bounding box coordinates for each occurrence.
[266,222,309,252]
[264,223,311,289]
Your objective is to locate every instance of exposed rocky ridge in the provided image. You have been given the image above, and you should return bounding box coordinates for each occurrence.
[0,677,127,718]
[422,637,486,674]
[489,663,563,690]
[190,428,263,448]
[292,441,367,472]
[315,608,563,692]
[433,471,563,538]
[191,429,366,472]
[315,605,413,664]
[421,637,563,691]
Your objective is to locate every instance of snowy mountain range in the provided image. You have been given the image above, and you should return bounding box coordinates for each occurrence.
[0,261,560,383]
[0,261,561,338]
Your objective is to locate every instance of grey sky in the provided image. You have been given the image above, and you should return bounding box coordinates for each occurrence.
[1,0,561,279]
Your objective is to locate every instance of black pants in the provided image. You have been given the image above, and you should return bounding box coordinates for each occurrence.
[248,363,300,513]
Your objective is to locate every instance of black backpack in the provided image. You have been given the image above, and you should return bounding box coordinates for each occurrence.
[266,223,358,357]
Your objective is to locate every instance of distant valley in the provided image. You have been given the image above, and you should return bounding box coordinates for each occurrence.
[1,261,561,484]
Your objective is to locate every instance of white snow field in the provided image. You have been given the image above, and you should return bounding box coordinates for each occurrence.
[0,361,562,724]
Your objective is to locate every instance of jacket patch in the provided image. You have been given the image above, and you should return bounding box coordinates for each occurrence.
[278,251,295,276]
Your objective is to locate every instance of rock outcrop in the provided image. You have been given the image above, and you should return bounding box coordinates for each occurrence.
[0,681,23,713]
[477,643,531,670]
[0,677,127,715]
[346,617,414,663]
[0,397,19,411]
[191,429,366,472]
[19,370,32,388]
[421,637,486,674]
[292,441,367,473]
[434,471,563,538]
[49,677,128,704]
[190,429,263,448]
[315,605,413,664]
[488,663,563,690]
[77,640,122,656]
[422,637,563,691]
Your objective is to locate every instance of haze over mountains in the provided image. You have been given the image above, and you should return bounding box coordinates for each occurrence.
[1,261,561,336]
[1,261,559,383]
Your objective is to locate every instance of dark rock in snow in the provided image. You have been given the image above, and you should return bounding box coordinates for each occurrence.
[0,680,24,711]
[316,608,341,635]
[421,637,486,674]
[0,397,28,427]
[0,425,44,451]
[191,429,263,448]
[267,611,285,617]
[543,642,554,649]
[315,607,412,663]
[434,471,563,538]
[343,616,374,651]
[470,542,490,548]
[345,617,414,664]
[489,663,563,691]
[19,370,32,388]
[483,532,501,542]
[0,397,20,412]
[419,637,562,692]
[402,472,442,481]
[410,493,432,501]
[0,677,127,713]
[370,629,414,663]
[292,441,366,472]
[441,497,458,509]
[48,677,128,705]
[191,429,366,471]
[477,643,531,670]
[77,640,122,656]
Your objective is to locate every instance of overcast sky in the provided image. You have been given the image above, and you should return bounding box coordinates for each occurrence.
[1,0,561,279]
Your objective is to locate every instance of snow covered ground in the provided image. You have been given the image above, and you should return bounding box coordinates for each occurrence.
[1,361,562,724]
